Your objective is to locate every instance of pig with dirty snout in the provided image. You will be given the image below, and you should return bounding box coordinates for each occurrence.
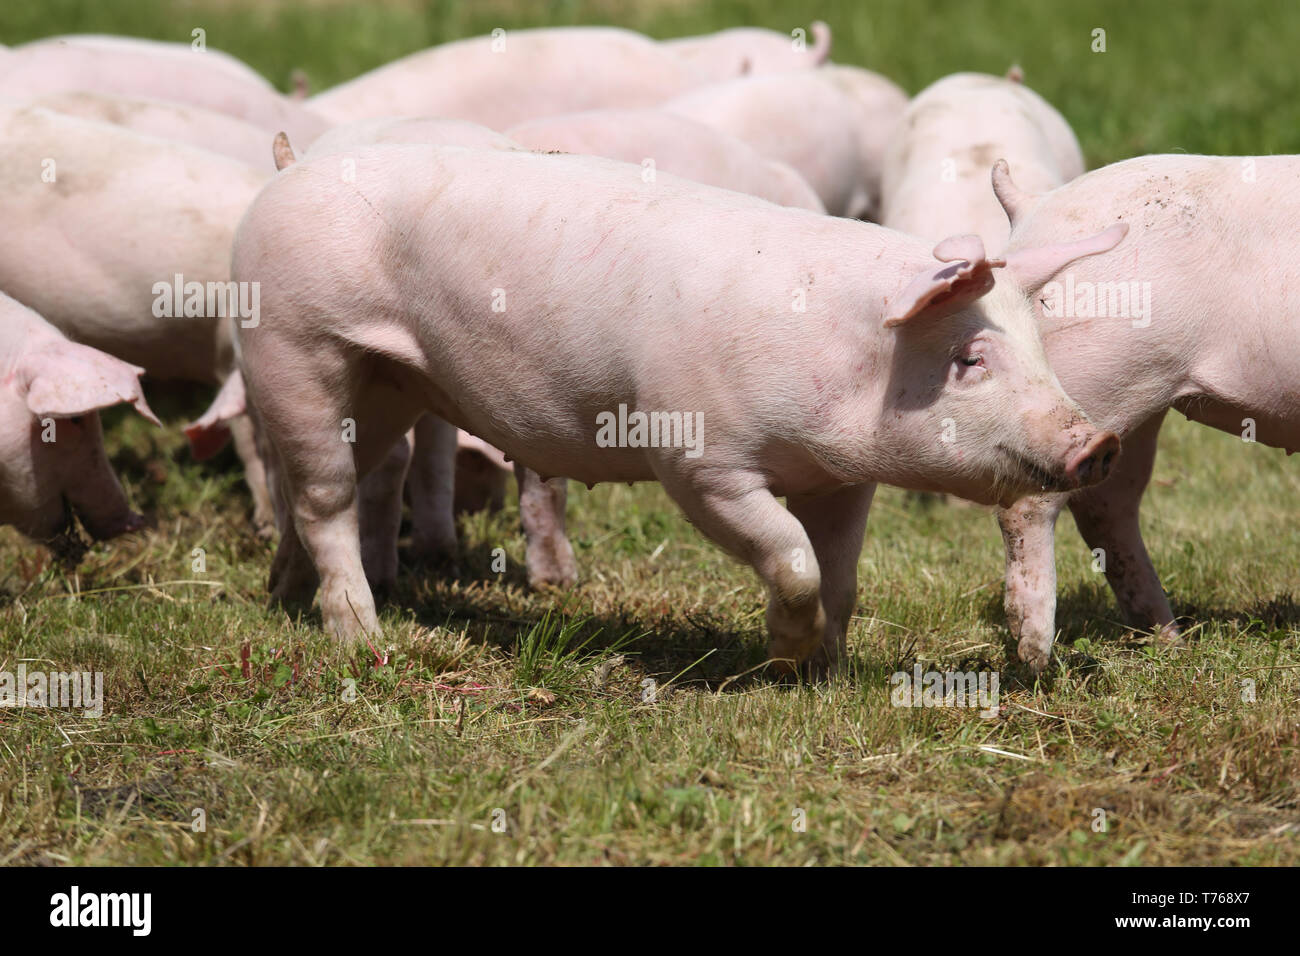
[0,292,158,549]
[989,155,1300,672]
[232,144,1123,671]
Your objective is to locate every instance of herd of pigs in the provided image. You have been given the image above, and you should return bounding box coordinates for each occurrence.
[0,24,1294,677]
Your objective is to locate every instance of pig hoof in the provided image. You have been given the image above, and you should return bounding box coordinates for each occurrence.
[798,649,838,683]
[766,654,800,680]
[765,637,821,677]
[268,575,318,612]
[409,535,459,567]
[528,568,578,590]
[254,519,276,541]
[1017,638,1052,675]
[525,538,578,589]
[408,544,460,578]
[1153,621,1184,646]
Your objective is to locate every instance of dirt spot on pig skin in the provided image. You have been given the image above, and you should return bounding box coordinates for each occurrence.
[964,142,1000,171]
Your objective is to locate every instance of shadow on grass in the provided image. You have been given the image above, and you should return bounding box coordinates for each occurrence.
[383,536,772,691]
[1170,591,1300,635]
[972,576,1298,689]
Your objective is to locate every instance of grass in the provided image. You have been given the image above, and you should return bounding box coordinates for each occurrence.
[1,0,1298,865]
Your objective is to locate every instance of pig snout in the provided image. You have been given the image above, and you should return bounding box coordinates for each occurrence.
[1065,430,1120,488]
[81,507,148,541]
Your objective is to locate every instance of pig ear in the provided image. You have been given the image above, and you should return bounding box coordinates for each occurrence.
[184,370,247,461]
[21,343,160,425]
[809,21,832,63]
[991,159,1042,231]
[1004,223,1130,292]
[883,234,1005,328]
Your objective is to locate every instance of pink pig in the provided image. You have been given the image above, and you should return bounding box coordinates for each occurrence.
[987,156,1300,671]
[228,143,1125,670]
[0,35,329,145]
[0,292,158,548]
[26,91,286,173]
[880,71,1084,248]
[305,117,519,156]
[663,66,908,219]
[307,26,818,129]
[662,21,832,79]
[506,109,824,211]
[0,104,275,534]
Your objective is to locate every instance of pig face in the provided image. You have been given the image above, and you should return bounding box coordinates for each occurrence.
[878,230,1126,505]
[0,335,159,549]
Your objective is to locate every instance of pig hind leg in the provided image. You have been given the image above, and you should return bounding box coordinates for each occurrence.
[656,464,826,673]
[1066,412,1178,643]
[786,483,876,674]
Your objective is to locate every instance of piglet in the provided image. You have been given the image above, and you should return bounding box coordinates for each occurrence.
[663,66,907,219]
[506,109,825,211]
[0,292,157,551]
[880,71,1084,248]
[307,26,808,129]
[26,90,287,173]
[0,35,329,145]
[0,103,275,534]
[230,143,1125,672]
[663,21,832,79]
[989,155,1300,671]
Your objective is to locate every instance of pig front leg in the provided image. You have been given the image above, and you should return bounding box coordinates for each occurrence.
[997,493,1067,673]
[785,483,876,672]
[515,465,578,589]
[228,413,276,539]
[358,433,413,597]
[407,414,459,565]
[1066,412,1178,643]
[659,467,827,673]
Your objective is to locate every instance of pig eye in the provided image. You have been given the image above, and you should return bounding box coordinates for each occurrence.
[958,354,984,368]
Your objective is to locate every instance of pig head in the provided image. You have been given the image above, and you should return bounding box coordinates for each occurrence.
[0,296,158,549]
[877,230,1125,507]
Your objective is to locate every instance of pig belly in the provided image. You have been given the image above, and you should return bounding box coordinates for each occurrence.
[412,362,661,487]
[1173,396,1300,454]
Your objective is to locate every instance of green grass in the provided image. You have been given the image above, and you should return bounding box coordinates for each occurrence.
[1,0,1298,865]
